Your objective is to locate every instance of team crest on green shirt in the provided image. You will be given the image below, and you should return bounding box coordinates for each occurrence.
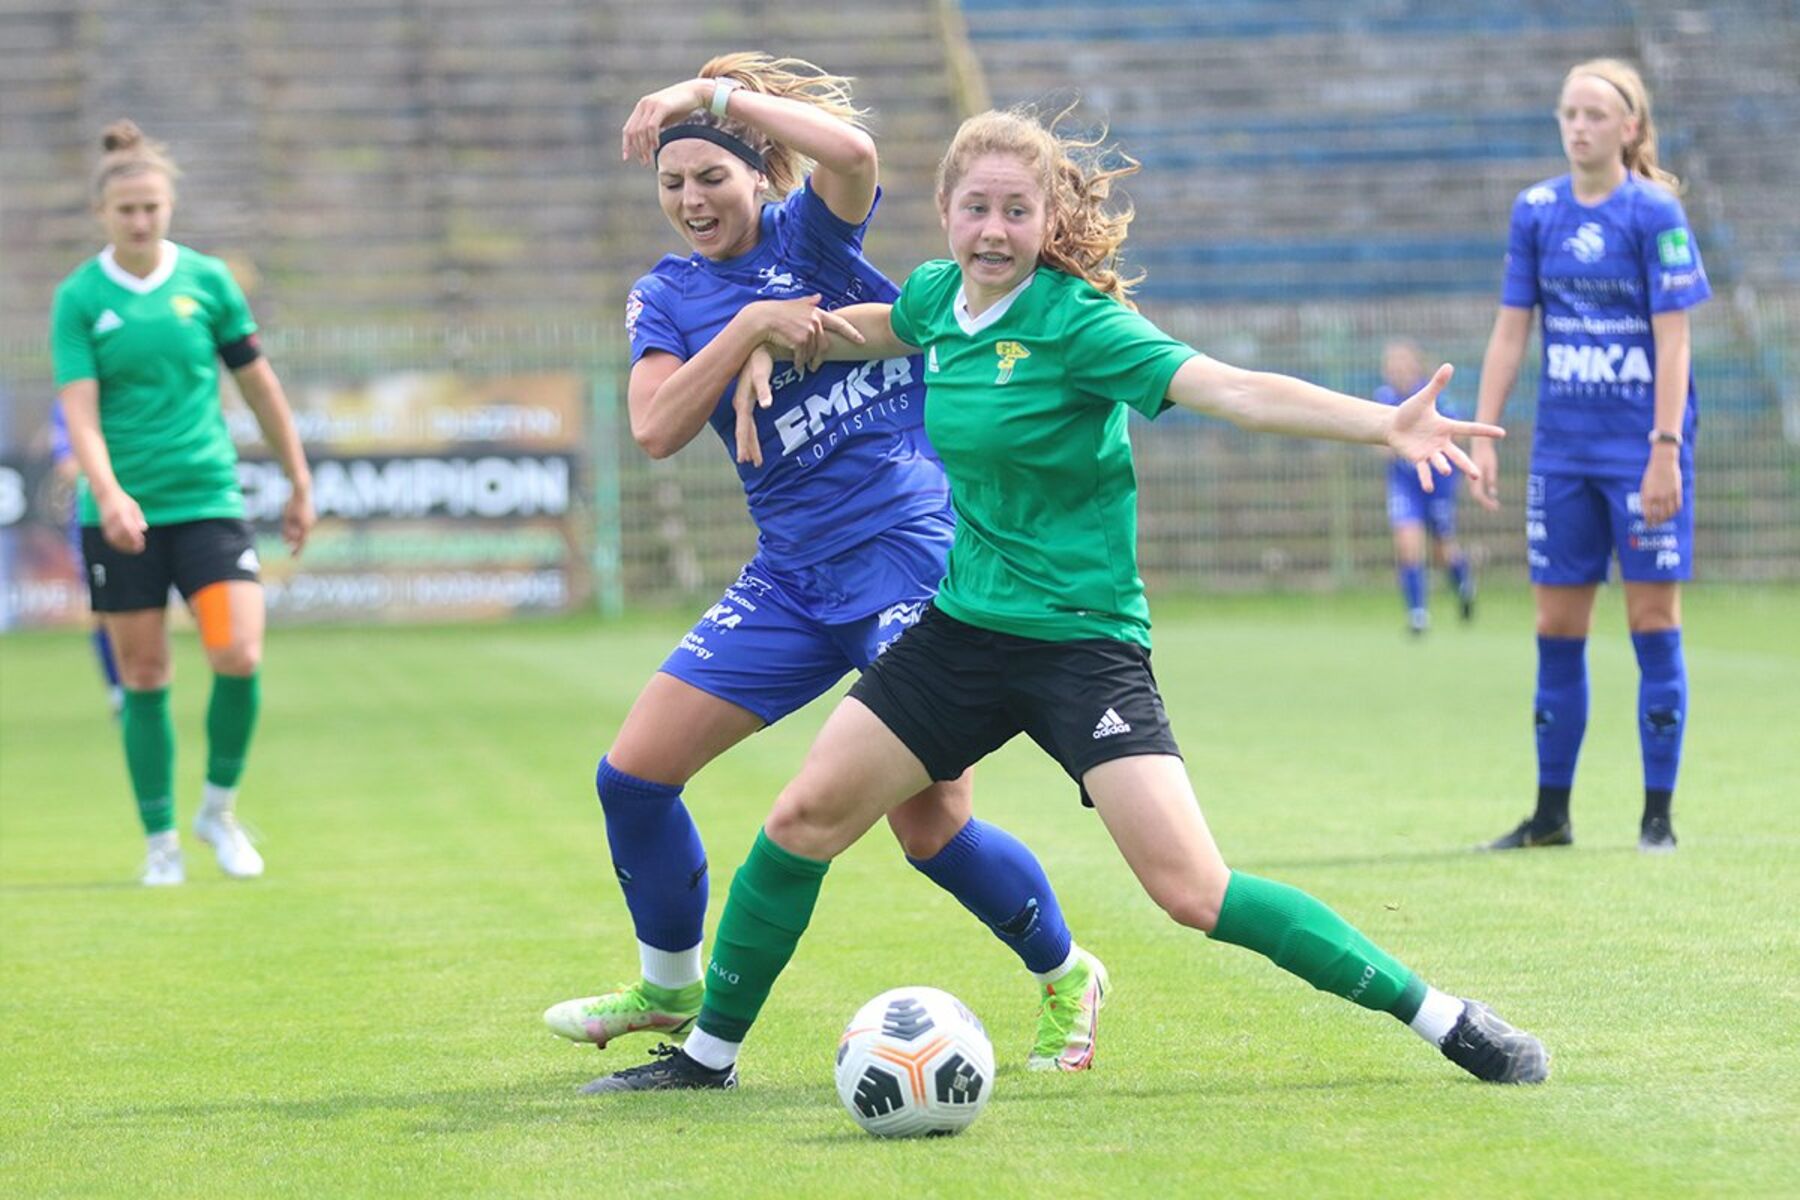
[170,294,200,321]
[994,340,1030,384]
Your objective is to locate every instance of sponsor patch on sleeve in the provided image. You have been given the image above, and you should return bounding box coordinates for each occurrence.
[1656,228,1694,267]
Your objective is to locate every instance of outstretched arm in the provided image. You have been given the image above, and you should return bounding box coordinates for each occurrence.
[1167,356,1504,492]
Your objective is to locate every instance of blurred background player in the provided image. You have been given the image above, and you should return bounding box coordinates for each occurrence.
[542,57,1105,1073]
[51,120,314,885]
[48,399,124,714]
[585,107,1546,1095]
[1374,339,1475,635]
[1470,59,1709,854]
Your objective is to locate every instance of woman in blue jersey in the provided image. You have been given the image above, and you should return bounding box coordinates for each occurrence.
[1470,59,1709,854]
[1374,339,1475,635]
[544,55,1105,1075]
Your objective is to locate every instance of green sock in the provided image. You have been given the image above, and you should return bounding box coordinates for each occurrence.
[696,829,830,1043]
[121,687,176,835]
[1209,871,1427,1022]
[205,672,260,788]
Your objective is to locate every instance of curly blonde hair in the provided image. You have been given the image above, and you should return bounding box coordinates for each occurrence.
[90,119,180,205]
[1564,58,1682,193]
[685,52,867,199]
[936,106,1143,308]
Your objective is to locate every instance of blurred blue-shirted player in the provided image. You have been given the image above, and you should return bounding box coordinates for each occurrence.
[1470,58,1709,854]
[544,55,1106,1075]
[1374,339,1475,635]
[49,400,125,715]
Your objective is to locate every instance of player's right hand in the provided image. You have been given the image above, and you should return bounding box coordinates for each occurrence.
[732,346,775,467]
[750,296,864,377]
[1469,439,1502,510]
[98,489,148,554]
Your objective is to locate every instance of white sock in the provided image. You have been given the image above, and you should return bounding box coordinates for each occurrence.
[681,1027,740,1071]
[199,782,237,820]
[638,940,704,990]
[1409,986,1465,1045]
[146,830,179,854]
[1030,944,1081,987]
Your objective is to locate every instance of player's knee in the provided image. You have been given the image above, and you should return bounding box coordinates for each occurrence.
[1143,867,1227,933]
[885,806,958,860]
[209,639,262,676]
[767,782,853,860]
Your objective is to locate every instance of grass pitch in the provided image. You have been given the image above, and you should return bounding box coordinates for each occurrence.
[2,587,1796,1198]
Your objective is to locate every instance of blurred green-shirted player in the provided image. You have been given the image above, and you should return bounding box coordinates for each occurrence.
[51,120,314,886]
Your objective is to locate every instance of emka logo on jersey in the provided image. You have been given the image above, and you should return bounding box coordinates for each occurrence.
[93,309,123,335]
[994,341,1030,384]
[1562,222,1607,264]
[1545,341,1652,386]
[771,356,916,458]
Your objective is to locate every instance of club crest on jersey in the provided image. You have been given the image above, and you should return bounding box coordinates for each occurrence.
[1562,222,1606,264]
[994,340,1030,384]
[170,294,200,321]
[756,266,803,296]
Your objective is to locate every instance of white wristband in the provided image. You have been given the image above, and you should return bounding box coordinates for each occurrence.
[710,79,738,119]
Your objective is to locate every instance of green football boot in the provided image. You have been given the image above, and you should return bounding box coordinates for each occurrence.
[543,980,702,1049]
[1027,948,1110,1071]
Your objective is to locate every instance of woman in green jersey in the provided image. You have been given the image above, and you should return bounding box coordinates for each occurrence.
[51,121,313,886]
[587,108,1549,1094]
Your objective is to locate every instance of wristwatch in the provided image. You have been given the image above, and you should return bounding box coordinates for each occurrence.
[1648,429,1683,446]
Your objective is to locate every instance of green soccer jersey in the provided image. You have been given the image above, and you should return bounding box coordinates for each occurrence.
[50,240,256,526]
[890,262,1198,647]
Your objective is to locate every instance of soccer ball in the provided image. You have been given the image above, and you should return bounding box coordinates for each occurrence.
[834,986,994,1138]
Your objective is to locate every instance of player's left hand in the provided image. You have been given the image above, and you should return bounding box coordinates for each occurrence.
[1387,364,1505,493]
[732,346,776,467]
[1639,449,1683,527]
[282,482,315,557]
[622,80,713,164]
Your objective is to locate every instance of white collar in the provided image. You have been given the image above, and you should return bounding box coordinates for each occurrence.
[953,269,1036,336]
[99,241,179,294]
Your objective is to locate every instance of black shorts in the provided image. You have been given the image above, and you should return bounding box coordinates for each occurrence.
[82,518,260,613]
[849,605,1182,806]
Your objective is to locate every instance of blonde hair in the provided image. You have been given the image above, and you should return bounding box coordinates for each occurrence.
[90,119,180,205]
[1563,58,1681,193]
[937,107,1143,308]
[688,53,867,200]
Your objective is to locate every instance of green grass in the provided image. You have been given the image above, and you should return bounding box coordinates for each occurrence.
[3,586,1797,1198]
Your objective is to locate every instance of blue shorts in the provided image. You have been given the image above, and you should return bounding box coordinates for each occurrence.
[1386,464,1459,537]
[1525,471,1694,585]
[658,509,954,725]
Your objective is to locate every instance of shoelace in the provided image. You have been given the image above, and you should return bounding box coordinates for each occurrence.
[613,1043,686,1079]
[1033,983,1080,1056]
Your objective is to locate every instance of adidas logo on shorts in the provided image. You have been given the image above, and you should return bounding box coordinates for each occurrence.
[1092,707,1132,740]
[236,548,260,573]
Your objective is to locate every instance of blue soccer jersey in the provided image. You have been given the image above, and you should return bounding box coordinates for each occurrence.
[1375,382,1460,534]
[626,181,949,569]
[1500,174,1711,480]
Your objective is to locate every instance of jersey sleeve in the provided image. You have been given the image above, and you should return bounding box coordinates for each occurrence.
[1637,190,1712,314]
[889,261,950,349]
[49,280,96,387]
[1061,283,1199,419]
[1499,191,1541,309]
[208,259,258,346]
[625,273,687,364]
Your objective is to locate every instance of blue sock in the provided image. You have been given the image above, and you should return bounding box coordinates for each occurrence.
[909,818,1073,974]
[1632,629,1686,800]
[1447,554,1473,600]
[1535,636,1589,802]
[1398,563,1426,614]
[595,756,708,953]
[92,627,121,688]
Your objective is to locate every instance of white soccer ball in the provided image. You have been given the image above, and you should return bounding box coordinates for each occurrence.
[834,986,995,1138]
